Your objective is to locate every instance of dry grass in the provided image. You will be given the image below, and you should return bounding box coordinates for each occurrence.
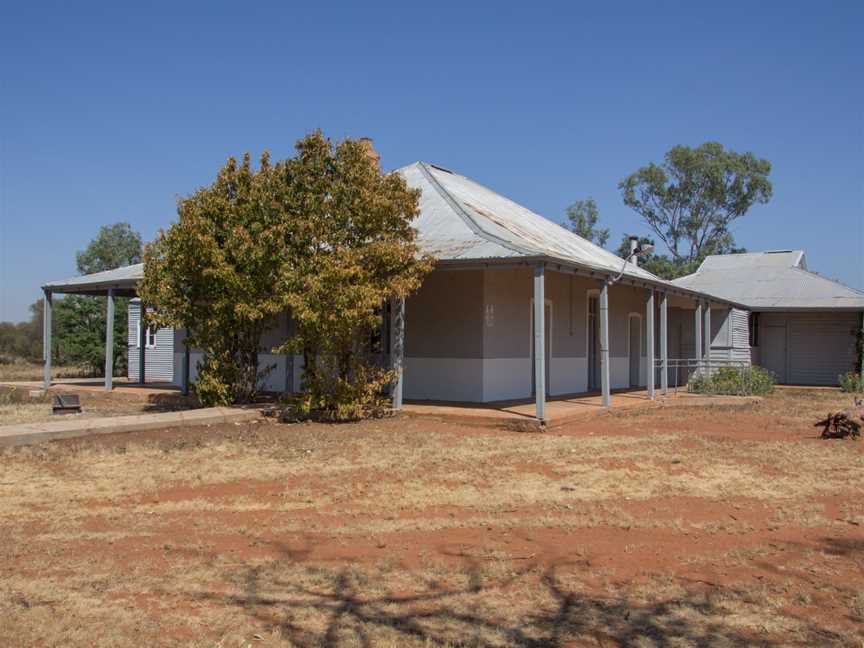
[0,361,94,383]
[0,384,194,427]
[1,389,863,646]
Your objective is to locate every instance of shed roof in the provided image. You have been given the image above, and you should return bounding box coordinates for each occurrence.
[672,251,864,311]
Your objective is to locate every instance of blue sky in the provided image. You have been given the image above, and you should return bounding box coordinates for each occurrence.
[1,1,861,321]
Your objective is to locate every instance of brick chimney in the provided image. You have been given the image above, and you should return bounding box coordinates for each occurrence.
[359,137,381,168]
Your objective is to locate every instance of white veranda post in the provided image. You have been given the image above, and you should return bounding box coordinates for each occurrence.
[660,291,668,395]
[646,289,654,400]
[43,290,53,390]
[599,280,611,407]
[104,289,115,391]
[533,264,546,421]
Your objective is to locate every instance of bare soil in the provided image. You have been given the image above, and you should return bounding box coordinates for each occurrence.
[0,384,194,426]
[1,389,863,646]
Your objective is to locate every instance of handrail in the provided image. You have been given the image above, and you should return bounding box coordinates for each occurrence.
[650,357,755,396]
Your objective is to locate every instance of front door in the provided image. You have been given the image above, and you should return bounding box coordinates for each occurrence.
[762,324,787,383]
[531,303,552,396]
[588,296,599,391]
[629,317,640,388]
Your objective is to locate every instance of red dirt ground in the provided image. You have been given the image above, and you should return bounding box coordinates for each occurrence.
[1,390,863,646]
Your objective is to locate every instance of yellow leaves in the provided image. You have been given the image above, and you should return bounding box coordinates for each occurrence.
[142,131,434,410]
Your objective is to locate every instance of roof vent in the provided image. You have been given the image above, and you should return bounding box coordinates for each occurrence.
[764,249,794,254]
[429,164,454,174]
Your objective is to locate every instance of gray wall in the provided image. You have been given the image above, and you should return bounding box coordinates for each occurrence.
[127,300,175,383]
[405,269,484,359]
[756,311,858,385]
[402,266,660,401]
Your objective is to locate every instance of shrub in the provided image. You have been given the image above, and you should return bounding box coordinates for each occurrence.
[839,371,864,393]
[688,365,774,396]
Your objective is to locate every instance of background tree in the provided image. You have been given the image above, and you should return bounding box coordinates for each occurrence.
[75,223,143,274]
[566,198,609,247]
[55,223,143,375]
[0,300,44,363]
[612,234,692,280]
[619,142,771,272]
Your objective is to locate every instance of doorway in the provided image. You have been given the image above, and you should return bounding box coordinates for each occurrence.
[762,323,788,383]
[628,314,641,388]
[531,301,552,396]
[587,294,600,391]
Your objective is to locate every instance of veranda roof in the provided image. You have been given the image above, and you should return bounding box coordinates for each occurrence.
[42,263,143,296]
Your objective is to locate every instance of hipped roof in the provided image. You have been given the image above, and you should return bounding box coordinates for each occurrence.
[44,162,733,305]
[673,251,864,311]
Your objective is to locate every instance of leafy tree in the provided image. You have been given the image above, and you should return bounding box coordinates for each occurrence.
[55,222,143,375]
[75,223,143,274]
[566,198,609,247]
[612,234,694,280]
[0,300,43,363]
[619,142,771,265]
[140,152,288,405]
[274,132,433,419]
[141,131,432,414]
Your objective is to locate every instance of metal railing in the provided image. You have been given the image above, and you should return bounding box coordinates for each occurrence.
[653,358,756,396]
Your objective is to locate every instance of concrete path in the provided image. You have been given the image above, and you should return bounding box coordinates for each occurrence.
[0,407,263,448]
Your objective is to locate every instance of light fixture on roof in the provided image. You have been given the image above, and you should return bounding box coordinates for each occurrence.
[609,237,654,285]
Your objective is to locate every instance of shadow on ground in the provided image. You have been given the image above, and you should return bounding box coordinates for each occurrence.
[171,540,857,647]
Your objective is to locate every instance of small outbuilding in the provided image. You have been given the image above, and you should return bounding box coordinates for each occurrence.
[674,250,864,385]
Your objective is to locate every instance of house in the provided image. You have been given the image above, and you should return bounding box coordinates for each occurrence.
[42,161,749,420]
[673,251,864,385]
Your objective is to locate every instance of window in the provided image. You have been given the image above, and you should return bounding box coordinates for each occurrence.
[145,325,157,349]
[136,320,157,349]
[748,313,760,347]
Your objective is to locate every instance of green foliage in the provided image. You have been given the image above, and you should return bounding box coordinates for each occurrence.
[688,365,775,396]
[54,295,128,376]
[75,223,143,275]
[0,224,141,374]
[612,234,703,280]
[275,132,433,420]
[839,371,864,394]
[141,131,432,412]
[56,222,142,376]
[566,198,609,247]
[289,362,394,421]
[194,356,236,406]
[0,301,44,362]
[140,152,288,405]
[619,142,771,265]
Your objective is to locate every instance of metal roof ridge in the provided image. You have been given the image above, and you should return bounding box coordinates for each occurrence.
[787,264,864,297]
[416,162,538,258]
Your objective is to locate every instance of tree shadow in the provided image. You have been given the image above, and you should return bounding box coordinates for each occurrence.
[168,540,817,647]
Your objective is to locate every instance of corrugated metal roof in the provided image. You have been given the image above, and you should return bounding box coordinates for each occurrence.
[398,162,659,281]
[43,263,143,294]
[46,162,725,302]
[673,251,864,311]
[697,250,806,271]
